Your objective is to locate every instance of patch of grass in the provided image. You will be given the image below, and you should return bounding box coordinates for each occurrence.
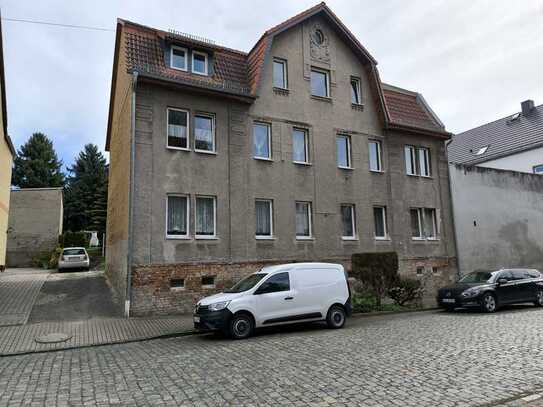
[352,292,414,313]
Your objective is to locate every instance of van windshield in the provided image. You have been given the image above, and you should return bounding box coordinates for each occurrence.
[224,273,268,293]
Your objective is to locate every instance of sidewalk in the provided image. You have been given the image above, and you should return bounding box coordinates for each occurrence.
[0,315,195,356]
[0,268,49,326]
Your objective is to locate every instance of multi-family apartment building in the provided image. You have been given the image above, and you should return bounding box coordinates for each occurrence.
[105,3,458,315]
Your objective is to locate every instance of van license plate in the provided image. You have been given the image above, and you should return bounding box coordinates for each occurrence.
[193,316,200,323]
[442,299,455,304]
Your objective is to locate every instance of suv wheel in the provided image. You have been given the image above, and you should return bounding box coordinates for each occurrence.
[481,293,497,313]
[535,289,543,307]
[229,313,254,340]
[326,305,346,329]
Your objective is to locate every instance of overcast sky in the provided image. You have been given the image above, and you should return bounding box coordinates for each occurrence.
[1,0,542,169]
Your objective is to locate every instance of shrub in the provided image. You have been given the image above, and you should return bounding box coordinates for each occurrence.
[60,231,89,248]
[32,246,63,269]
[351,291,379,313]
[388,278,424,306]
[351,252,399,305]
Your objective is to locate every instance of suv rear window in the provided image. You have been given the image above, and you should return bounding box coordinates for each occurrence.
[63,249,86,255]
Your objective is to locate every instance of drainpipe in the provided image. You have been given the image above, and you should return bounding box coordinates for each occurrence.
[125,71,138,317]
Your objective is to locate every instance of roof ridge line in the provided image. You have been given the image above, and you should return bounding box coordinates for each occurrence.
[455,103,543,137]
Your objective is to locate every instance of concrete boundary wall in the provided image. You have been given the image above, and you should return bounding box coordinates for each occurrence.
[449,164,543,275]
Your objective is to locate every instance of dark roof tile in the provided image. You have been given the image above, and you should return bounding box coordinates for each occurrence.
[448,104,543,165]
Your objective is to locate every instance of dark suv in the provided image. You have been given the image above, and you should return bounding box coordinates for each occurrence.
[437,268,543,313]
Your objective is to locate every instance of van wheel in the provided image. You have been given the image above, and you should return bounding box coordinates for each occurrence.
[229,313,254,339]
[326,305,346,329]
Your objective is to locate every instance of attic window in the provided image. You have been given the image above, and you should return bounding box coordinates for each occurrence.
[171,46,187,71]
[474,146,489,155]
[192,51,208,76]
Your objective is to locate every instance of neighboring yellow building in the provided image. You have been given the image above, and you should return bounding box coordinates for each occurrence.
[0,16,14,271]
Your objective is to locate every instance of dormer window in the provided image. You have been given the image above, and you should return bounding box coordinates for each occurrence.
[170,46,188,71]
[192,51,208,76]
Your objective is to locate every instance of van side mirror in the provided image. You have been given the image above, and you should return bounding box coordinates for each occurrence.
[497,278,508,285]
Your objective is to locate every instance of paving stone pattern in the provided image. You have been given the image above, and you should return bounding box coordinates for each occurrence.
[0,270,49,326]
[0,316,194,355]
[1,308,543,406]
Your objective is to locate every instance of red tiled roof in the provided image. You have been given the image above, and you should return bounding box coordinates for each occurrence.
[108,3,448,150]
[123,21,251,96]
[382,84,448,136]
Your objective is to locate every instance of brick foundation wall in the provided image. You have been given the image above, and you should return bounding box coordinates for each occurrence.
[129,256,456,316]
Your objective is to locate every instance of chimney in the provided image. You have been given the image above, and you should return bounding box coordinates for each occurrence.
[521,99,535,116]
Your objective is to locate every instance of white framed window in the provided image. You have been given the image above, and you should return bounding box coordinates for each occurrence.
[170,46,188,71]
[405,145,417,175]
[195,196,216,239]
[273,58,288,89]
[310,67,330,98]
[167,108,189,150]
[336,134,352,169]
[351,77,361,105]
[192,51,208,76]
[410,208,438,240]
[166,195,189,239]
[368,140,382,172]
[295,201,312,239]
[253,122,271,160]
[418,147,431,177]
[341,204,356,239]
[194,114,215,153]
[373,206,388,239]
[533,164,543,174]
[405,145,431,176]
[292,128,309,164]
[255,199,273,239]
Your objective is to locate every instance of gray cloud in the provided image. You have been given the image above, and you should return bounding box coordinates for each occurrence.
[1,0,542,167]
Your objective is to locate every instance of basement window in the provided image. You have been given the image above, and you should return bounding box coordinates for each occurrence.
[416,267,424,275]
[202,276,215,288]
[170,278,185,290]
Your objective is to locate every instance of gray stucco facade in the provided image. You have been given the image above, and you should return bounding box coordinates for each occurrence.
[449,164,543,274]
[6,188,63,267]
[106,6,458,315]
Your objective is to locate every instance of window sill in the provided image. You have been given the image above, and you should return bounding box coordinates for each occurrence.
[273,87,290,96]
[256,236,275,240]
[342,236,358,241]
[170,66,188,72]
[296,236,314,241]
[370,169,384,174]
[338,166,354,171]
[351,103,364,112]
[195,149,217,155]
[166,235,191,240]
[254,157,273,162]
[170,287,186,291]
[167,146,190,152]
[201,285,215,289]
[293,161,311,166]
[192,71,208,77]
[311,95,332,103]
[195,236,218,240]
[375,237,391,241]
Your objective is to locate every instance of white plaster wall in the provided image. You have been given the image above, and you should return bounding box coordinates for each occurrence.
[477,146,543,174]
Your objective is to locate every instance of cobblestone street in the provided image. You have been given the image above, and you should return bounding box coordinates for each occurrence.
[2,308,543,406]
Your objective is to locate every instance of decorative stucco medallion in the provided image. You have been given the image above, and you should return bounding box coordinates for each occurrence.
[310,26,330,62]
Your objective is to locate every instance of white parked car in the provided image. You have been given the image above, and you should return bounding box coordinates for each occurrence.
[58,247,90,271]
[194,262,352,339]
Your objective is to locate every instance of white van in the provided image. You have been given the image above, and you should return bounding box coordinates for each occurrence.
[193,262,352,339]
